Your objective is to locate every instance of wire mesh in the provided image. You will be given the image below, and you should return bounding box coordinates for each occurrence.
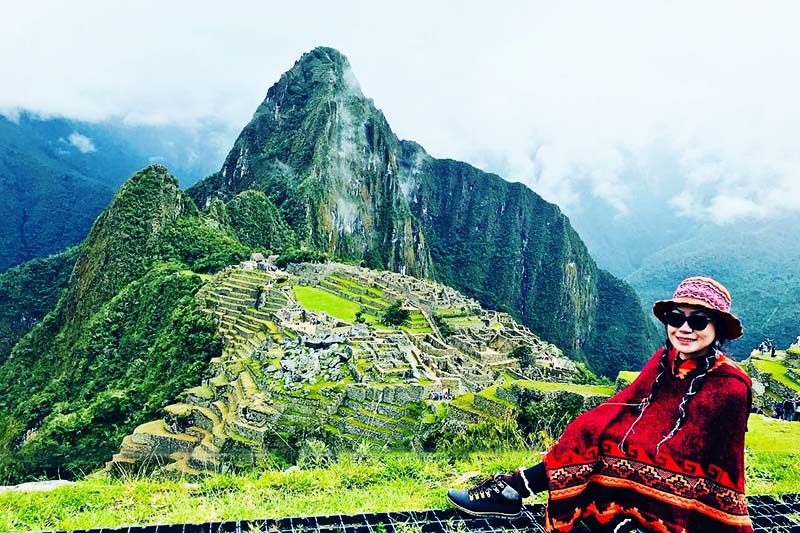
[46,494,800,533]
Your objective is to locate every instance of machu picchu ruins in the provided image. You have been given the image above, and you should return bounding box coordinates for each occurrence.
[106,260,601,475]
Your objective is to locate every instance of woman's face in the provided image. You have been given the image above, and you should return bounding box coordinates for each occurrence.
[666,305,717,358]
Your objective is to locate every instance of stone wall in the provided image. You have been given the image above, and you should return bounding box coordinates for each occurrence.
[472,394,515,419]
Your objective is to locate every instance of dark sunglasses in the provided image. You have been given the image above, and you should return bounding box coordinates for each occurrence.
[665,309,712,331]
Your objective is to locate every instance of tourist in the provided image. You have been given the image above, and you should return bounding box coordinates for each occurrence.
[775,401,784,419]
[783,397,794,421]
[447,276,753,532]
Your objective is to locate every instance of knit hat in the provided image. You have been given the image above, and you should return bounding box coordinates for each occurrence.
[652,276,743,340]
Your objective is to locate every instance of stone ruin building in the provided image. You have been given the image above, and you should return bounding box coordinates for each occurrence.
[106,261,586,475]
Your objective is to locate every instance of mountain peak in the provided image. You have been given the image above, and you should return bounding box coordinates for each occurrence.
[296,46,350,70]
[61,165,188,328]
[267,47,362,104]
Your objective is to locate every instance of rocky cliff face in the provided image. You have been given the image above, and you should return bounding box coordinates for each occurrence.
[188,47,430,278]
[399,147,599,356]
[189,47,656,372]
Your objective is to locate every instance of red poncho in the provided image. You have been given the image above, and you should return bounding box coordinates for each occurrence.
[543,347,753,533]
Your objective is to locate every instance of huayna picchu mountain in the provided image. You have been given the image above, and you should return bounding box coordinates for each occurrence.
[0,47,656,483]
[188,47,657,375]
[188,47,431,278]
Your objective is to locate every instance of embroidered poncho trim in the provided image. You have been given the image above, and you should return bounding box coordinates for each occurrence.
[543,348,753,533]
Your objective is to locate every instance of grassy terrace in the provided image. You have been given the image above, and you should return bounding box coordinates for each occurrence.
[477,385,516,408]
[292,284,422,332]
[751,357,800,393]
[616,371,641,383]
[401,311,432,333]
[512,380,615,396]
[3,415,799,531]
[292,285,361,323]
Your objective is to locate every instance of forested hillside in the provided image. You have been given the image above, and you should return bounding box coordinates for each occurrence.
[0,113,228,272]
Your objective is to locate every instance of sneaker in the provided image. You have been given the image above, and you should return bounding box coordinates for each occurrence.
[446,474,523,518]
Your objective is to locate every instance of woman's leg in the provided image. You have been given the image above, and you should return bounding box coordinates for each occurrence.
[504,462,548,497]
[445,462,549,517]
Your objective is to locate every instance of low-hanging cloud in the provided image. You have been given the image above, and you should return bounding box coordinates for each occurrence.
[1,1,798,224]
[67,132,97,154]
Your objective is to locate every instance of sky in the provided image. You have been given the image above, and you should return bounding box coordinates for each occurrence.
[2,0,799,223]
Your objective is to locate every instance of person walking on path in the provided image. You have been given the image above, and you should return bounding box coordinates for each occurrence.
[447,276,753,533]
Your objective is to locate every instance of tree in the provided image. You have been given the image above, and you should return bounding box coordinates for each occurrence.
[512,345,533,369]
[381,301,410,327]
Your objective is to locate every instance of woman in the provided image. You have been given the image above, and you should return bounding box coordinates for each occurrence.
[447,276,753,533]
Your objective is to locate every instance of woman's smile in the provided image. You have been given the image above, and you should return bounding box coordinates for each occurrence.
[667,305,717,357]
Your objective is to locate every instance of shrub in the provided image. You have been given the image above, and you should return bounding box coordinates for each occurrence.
[381,301,410,327]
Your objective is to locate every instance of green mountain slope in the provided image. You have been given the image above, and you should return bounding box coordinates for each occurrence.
[626,217,800,355]
[0,165,247,482]
[188,47,657,374]
[0,247,78,365]
[0,113,229,272]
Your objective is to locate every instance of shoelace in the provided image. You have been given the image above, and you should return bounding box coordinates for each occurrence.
[467,476,504,500]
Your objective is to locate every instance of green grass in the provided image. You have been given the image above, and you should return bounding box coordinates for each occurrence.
[616,371,640,383]
[328,274,366,290]
[2,415,799,531]
[512,380,615,396]
[326,276,389,307]
[443,317,483,328]
[402,312,431,333]
[751,359,800,392]
[401,326,433,333]
[477,386,516,408]
[0,450,541,532]
[745,415,800,494]
[449,393,475,410]
[292,285,361,323]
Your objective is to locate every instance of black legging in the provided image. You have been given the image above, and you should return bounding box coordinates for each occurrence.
[521,462,549,495]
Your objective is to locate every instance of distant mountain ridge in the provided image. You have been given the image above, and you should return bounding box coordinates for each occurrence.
[624,217,800,354]
[0,112,231,272]
[564,168,800,356]
[188,47,658,375]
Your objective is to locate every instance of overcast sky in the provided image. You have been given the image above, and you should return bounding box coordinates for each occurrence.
[2,1,799,223]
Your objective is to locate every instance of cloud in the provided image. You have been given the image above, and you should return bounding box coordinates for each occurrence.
[67,132,97,154]
[0,107,21,123]
[1,1,799,222]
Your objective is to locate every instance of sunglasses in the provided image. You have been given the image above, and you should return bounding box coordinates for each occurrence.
[665,309,713,331]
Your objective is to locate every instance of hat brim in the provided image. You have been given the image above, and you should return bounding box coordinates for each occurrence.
[653,297,743,340]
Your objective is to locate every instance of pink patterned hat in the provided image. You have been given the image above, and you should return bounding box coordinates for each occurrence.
[653,276,743,340]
